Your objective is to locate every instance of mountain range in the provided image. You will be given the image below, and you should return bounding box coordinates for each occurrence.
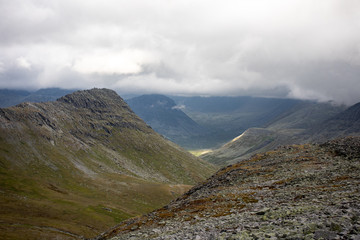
[0,89,215,239]
[1,89,347,151]
[0,88,76,108]
[128,95,345,150]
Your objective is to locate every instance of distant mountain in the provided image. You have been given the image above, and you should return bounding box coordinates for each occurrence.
[127,95,347,150]
[202,101,346,166]
[0,89,215,239]
[0,89,31,107]
[96,137,360,240]
[126,95,205,149]
[201,128,299,165]
[171,96,303,148]
[173,96,302,130]
[265,101,346,130]
[0,88,76,107]
[305,102,360,142]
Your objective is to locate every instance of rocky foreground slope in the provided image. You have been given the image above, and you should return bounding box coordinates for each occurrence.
[97,137,360,240]
[0,89,215,239]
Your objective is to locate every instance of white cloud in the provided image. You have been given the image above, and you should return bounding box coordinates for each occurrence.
[73,49,159,75]
[172,104,185,110]
[0,62,4,73]
[16,57,32,69]
[0,0,360,104]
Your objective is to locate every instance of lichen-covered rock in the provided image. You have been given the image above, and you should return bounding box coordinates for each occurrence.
[97,137,360,240]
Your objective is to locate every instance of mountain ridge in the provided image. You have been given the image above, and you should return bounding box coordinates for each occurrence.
[0,88,215,239]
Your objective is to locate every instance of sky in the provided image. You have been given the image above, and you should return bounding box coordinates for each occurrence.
[0,0,360,105]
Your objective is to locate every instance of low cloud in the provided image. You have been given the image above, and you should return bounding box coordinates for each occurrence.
[172,105,186,110]
[73,49,158,75]
[16,57,32,70]
[1,0,360,105]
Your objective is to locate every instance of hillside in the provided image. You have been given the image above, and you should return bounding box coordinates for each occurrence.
[201,128,300,166]
[96,137,360,240]
[126,95,205,148]
[202,102,346,166]
[0,89,215,239]
[265,101,346,130]
[305,102,360,142]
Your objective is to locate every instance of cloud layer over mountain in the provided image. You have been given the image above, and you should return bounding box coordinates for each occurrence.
[1,0,360,104]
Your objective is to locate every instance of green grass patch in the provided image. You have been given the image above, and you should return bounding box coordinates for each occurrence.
[189,149,213,157]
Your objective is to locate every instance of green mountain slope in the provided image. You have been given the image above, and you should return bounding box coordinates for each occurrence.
[0,89,215,239]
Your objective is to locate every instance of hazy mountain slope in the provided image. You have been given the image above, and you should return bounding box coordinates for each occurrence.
[171,96,302,148]
[0,89,215,239]
[173,96,302,129]
[96,137,360,240]
[23,88,76,103]
[201,102,346,166]
[0,88,76,108]
[126,95,205,148]
[305,102,360,142]
[201,128,301,166]
[265,101,346,130]
[0,89,30,108]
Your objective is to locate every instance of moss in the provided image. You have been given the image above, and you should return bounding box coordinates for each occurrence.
[330,222,342,232]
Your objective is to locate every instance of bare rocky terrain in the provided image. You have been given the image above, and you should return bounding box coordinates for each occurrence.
[96,137,360,240]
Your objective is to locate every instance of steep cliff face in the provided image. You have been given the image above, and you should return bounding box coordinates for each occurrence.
[0,88,215,239]
[97,137,360,240]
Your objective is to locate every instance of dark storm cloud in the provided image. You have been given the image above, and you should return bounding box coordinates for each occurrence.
[0,0,360,104]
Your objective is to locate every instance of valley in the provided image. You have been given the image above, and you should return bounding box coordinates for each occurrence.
[2,1,359,239]
[1,88,360,239]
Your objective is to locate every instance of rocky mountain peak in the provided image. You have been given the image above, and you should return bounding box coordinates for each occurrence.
[57,88,130,111]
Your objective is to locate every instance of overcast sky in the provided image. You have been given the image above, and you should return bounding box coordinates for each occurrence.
[1,0,360,104]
